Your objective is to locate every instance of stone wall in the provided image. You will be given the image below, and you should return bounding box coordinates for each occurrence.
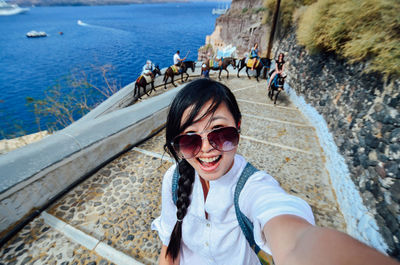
[276,28,400,258]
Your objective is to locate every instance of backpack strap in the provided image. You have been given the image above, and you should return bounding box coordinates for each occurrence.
[172,166,180,205]
[234,162,262,254]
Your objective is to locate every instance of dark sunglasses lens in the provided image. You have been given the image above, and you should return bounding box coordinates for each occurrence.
[174,134,202,158]
[208,127,239,152]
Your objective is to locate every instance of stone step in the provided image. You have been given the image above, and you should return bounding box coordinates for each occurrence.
[0,216,109,265]
[233,83,295,108]
[44,150,171,265]
[239,101,309,125]
[240,115,320,154]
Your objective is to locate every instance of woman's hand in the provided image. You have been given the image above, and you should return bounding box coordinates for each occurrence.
[263,215,400,265]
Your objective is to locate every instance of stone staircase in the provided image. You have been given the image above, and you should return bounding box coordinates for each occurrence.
[0,76,346,265]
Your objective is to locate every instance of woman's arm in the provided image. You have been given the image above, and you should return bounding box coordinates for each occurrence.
[263,214,399,265]
[159,245,180,265]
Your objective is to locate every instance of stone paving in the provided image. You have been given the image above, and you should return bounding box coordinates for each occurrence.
[0,74,346,264]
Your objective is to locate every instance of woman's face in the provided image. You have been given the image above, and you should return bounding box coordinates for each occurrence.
[180,100,238,181]
[279,53,283,61]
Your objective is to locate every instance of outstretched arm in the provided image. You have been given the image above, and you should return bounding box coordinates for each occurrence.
[264,215,399,265]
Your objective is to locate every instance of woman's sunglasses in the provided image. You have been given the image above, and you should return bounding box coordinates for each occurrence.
[171,126,240,159]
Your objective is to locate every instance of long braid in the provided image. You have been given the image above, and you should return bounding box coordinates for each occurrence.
[165,159,195,261]
[163,78,241,261]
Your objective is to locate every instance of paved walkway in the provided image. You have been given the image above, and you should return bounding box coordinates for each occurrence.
[0,75,346,265]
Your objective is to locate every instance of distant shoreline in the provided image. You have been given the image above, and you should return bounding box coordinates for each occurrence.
[11,0,189,7]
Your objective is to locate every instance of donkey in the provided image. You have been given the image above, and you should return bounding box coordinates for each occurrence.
[203,57,236,80]
[268,73,286,104]
[163,61,196,89]
[134,65,162,100]
[237,57,271,82]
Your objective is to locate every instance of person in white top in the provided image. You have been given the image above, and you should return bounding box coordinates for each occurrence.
[173,50,186,66]
[152,79,400,265]
[142,60,154,76]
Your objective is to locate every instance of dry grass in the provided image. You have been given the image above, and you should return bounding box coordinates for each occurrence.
[297,0,400,77]
[264,0,317,30]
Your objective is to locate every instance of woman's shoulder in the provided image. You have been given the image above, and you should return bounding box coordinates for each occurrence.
[247,169,280,188]
[162,163,178,185]
[236,156,279,187]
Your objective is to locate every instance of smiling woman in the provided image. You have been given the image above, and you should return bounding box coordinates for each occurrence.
[151,78,400,265]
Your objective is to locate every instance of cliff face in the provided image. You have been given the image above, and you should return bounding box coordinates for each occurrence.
[200,0,400,259]
[198,0,269,60]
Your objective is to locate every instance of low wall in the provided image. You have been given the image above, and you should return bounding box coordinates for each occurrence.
[0,83,183,237]
[0,61,237,239]
[0,131,49,155]
[74,64,202,124]
[277,29,400,257]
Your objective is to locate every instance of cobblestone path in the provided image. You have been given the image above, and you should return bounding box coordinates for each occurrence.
[0,76,346,265]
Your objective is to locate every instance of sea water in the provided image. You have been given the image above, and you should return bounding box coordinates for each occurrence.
[0,2,218,139]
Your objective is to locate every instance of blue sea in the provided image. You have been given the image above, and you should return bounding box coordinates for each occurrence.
[0,2,219,139]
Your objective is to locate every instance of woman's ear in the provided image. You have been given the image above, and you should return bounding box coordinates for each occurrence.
[237,120,241,130]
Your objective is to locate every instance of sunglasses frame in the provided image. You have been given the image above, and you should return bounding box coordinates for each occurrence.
[171,126,240,159]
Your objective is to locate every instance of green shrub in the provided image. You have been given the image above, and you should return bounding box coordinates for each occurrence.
[297,0,400,77]
[242,7,248,13]
[252,7,267,14]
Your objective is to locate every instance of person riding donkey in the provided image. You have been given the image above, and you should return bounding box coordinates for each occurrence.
[141,60,156,84]
[173,50,188,74]
[267,52,285,91]
[207,52,223,70]
[249,43,260,71]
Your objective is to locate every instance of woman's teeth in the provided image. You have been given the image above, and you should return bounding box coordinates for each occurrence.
[199,156,220,163]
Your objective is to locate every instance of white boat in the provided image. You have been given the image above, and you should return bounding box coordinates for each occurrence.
[0,0,29,16]
[26,30,47,38]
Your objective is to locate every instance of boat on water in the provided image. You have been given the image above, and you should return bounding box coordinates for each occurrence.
[26,30,47,38]
[0,0,29,16]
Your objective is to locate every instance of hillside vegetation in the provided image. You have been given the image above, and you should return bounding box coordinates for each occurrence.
[264,0,316,30]
[264,0,400,77]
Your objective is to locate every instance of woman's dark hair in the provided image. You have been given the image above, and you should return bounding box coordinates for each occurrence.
[278,52,285,62]
[164,78,241,261]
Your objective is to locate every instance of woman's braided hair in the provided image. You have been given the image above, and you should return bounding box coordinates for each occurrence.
[164,78,241,261]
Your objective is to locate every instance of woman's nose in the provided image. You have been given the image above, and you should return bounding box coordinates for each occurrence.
[200,135,214,153]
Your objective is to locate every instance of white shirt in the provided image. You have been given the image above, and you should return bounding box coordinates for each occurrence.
[142,63,153,75]
[173,53,181,65]
[151,154,315,265]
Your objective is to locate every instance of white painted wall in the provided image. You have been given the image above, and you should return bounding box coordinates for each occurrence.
[285,82,388,253]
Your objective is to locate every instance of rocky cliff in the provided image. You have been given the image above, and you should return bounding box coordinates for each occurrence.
[200,0,400,259]
[198,0,269,61]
